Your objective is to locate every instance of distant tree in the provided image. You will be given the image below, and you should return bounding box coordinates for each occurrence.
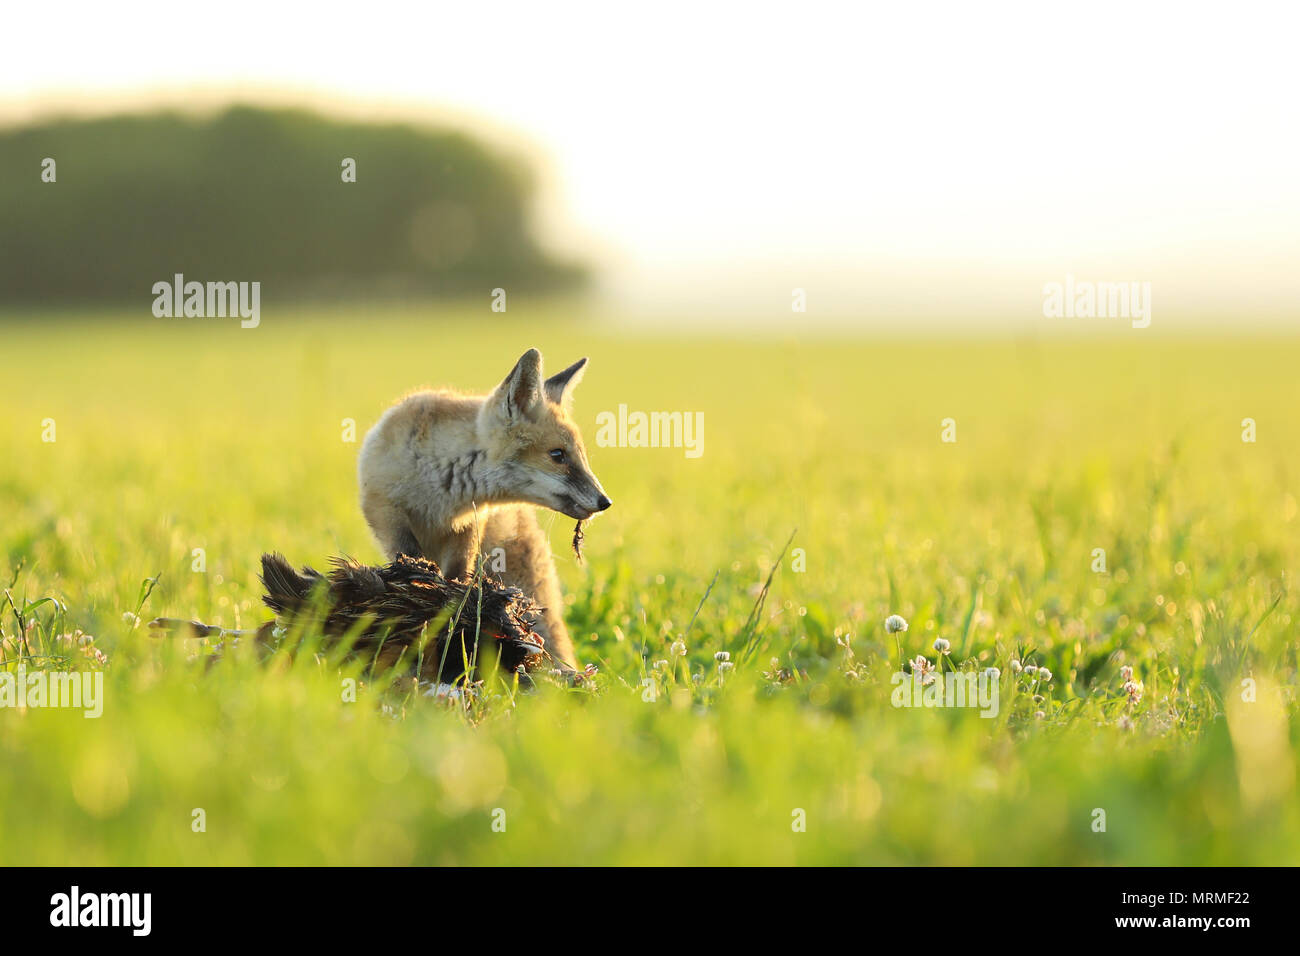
[0,106,585,306]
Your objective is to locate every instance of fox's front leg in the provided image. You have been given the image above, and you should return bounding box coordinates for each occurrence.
[360,494,423,560]
[424,524,481,582]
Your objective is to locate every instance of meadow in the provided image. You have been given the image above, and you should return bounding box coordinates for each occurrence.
[2,304,1297,865]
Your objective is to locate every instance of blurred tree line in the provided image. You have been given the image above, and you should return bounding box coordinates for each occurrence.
[0,106,585,306]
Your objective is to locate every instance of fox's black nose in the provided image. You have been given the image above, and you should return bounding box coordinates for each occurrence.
[595,494,612,512]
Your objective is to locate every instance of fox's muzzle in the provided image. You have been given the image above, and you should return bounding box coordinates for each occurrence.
[558,495,611,520]
[558,475,611,520]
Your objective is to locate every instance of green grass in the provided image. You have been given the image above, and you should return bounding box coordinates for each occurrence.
[2,305,1297,864]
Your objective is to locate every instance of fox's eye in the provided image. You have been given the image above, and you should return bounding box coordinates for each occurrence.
[548,448,567,464]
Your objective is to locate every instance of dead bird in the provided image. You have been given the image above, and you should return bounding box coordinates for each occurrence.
[150,552,572,688]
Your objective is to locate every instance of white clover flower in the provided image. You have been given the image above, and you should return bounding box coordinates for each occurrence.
[122,611,139,626]
[933,638,950,654]
[1010,659,1022,674]
[669,640,687,658]
[1038,668,1052,682]
[653,659,669,671]
[885,614,909,634]
[714,650,731,663]
[1023,664,1039,677]
[718,661,734,674]
[1034,710,1046,720]
[910,656,936,685]
[1120,665,1134,681]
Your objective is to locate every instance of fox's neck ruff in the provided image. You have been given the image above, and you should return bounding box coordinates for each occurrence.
[436,448,487,504]
[426,446,514,528]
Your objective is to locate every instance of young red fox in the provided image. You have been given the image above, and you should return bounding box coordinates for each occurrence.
[357,348,611,668]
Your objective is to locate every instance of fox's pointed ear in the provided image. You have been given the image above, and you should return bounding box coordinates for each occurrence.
[544,357,588,407]
[494,348,544,421]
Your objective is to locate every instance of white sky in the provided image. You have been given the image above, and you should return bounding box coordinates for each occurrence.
[4,1,1298,326]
